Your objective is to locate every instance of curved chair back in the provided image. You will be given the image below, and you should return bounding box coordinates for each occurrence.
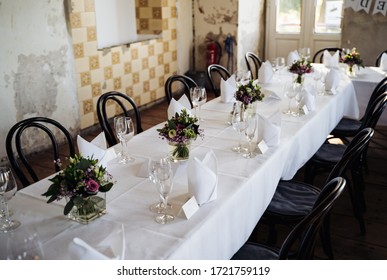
[312,47,344,63]
[245,52,263,80]
[360,77,387,120]
[164,74,198,107]
[278,177,346,259]
[6,117,75,188]
[326,128,374,183]
[207,64,231,97]
[97,91,143,147]
[375,50,387,67]
[361,92,387,130]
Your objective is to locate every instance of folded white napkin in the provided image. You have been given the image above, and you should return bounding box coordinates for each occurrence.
[380,53,387,71]
[258,61,274,84]
[325,68,341,95]
[220,74,237,103]
[258,110,281,148]
[77,132,117,167]
[323,50,340,69]
[167,95,192,119]
[187,150,217,206]
[303,84,316,111]
[70,224,125,260]
[262,89,281,104]
[287,50,300,66]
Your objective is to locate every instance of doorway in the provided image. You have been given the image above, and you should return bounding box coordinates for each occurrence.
[265,0,344,61]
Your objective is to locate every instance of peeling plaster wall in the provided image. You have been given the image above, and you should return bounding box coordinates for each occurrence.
[176,0,193,74]
[237,0,264,71]
[194,0,238,72]
[342,8,387,66]
[0,0,79,161]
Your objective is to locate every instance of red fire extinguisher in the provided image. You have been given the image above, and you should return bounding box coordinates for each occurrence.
[207,42,218,67]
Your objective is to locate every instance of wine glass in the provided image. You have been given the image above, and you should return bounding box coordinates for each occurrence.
[0,166,21,232]
[313,69,324,96]
[235,70,251,86]
[277,57,285,73]
[282,83,297,115]
[300,48,311,60]
[114,116,135,164]
[153,158,174,224]
[231,102,248,153]
[148,157,172,214]
[243,114,258,158]
[293,87,304,117]
[198,87,207,122]
[2,226,44,260]
[190,87,200,118]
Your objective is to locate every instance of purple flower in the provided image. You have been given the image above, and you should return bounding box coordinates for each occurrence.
[86,179,100,193]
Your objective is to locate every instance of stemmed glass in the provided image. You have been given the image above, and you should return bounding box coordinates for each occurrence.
[293,87,304,117]
[2,227,44,259]
[276,57,285,73]
[114,116,135,164]
[152,158,174,224]
[198,87,207,122]
[231,102,248,153]
[300,48,311,60]
[190,87,201,118]
[313,69,324,96]
[243,114,258,159]
[0,166,20,232]
[282,83,297,115]
[235,70,251,86]
[148,157,172,214]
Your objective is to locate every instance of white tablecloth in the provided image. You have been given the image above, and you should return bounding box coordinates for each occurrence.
[349,66,387,125]
[8,70,359,260]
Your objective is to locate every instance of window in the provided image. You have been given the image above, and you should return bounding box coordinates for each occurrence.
[314,0,343,34]
[276,0,301,33]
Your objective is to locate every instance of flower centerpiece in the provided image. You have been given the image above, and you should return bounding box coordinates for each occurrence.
[157,109,204,161]
[341,48,364,76]
[288,57,313,85]
[42,154,114,224]
[235,79,264,115]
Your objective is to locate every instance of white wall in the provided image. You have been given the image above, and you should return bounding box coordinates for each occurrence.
[176,0,193,74]
[0,0,79,161]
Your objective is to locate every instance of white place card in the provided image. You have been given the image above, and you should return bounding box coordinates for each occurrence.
[302,105,309,115]
[178,196,199,220]
[257,140,269,154]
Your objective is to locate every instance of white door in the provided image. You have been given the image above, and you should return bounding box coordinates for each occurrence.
[265,0,344,61]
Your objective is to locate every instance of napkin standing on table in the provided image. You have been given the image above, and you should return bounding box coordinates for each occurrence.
[287,50,300,66]
[77,132,117,167]
[167,95,192,119]
[258,110,281,148]
[187,150,217,206]
[220,74,237,103]
[324,68,340,95]
[380,53,387,71]
[258,61,274,84]
[323,50,340,69]
[303,84,317,112]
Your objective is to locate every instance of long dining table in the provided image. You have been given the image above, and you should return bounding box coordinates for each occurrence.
[7,67,359,260]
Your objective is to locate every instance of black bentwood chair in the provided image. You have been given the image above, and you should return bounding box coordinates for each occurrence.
[232,177,346,260]
[207,64,231,98]
[164,74,198,107]
[258,128,374,259]
[97,91,143,147]
[6,117,75,188]
[245,52,263,81]
[312,47,344,63]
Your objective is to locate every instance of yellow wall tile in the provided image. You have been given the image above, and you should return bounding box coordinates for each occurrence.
[73,43,84,58]
[112,63,124,78]
[104,66,113,80]
[131,59,141,72]
[84,0,95,12]
[140,69,150,82]
[90,69,103,83]
[89,55,99,70]
[83,98,94,114]
[114,77,122,90]
[124,62,131,74]
[71,0,85,13]
[78,85,92,101]
[81,12,95,27]
[91,82,101,97]
[99,52,112,67]
[71,28,87,44]
[70,13,82,28]
[80,112,95,129]
[75,57,90,73]
[83,41,98,56]
[87,27,97,41]
[80,71,91,87]
[112,51,121,64]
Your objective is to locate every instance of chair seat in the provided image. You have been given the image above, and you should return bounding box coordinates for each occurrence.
[231,242,279,260]
[265,181,320,217]
[312,143,347,163]
[331,118,361,137]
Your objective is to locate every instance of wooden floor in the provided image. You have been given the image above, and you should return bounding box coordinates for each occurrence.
[20,95,387,260]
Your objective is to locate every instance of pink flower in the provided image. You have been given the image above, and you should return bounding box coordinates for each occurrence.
[86,179,100,193]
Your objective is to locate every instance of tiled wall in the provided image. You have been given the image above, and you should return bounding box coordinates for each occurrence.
[69,0,177,129]
[136,0,163,35]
